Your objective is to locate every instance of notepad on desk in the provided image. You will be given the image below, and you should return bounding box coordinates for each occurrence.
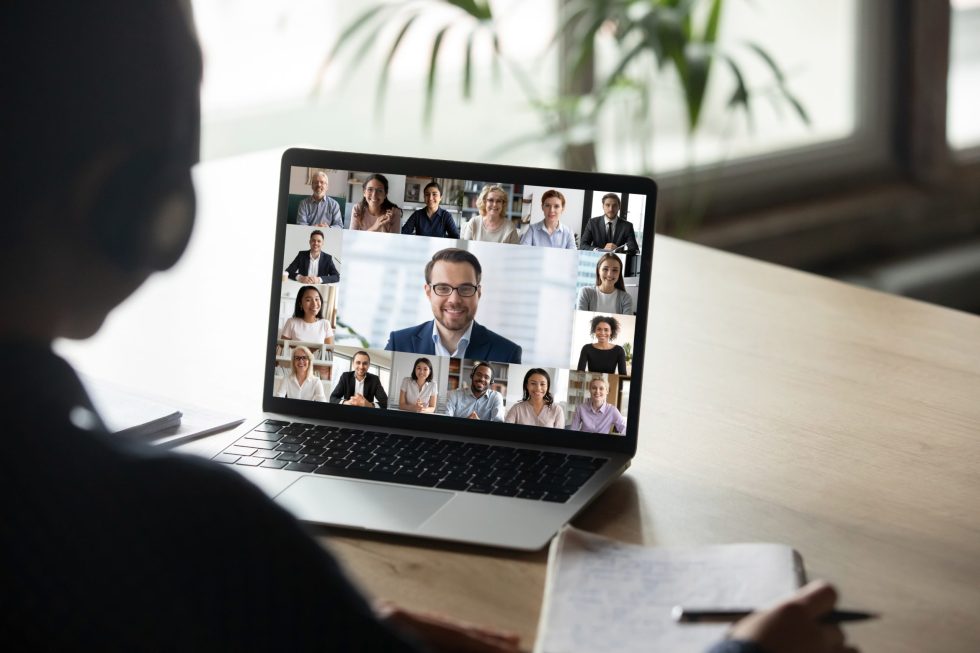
[534,526,806,653]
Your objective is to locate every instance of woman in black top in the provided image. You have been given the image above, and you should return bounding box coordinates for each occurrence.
[577,315,627,375]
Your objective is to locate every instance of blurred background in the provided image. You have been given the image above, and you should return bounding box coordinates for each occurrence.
[192,0,980,313]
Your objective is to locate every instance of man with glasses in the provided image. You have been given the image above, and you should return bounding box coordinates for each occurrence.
[386,248,522,363]
[295,170,343,228]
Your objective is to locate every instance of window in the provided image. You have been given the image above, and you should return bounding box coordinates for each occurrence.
[948,0,980,152]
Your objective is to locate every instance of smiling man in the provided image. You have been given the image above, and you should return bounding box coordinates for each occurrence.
[285,229,340,284]
[296,170,343,227]
[400,181,460,238]
[386,248,522,363]
[445,361,505,421]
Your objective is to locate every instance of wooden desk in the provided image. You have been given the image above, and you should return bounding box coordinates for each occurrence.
[58,153,980,652]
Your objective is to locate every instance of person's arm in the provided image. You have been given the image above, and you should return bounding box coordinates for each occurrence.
[285,253,302,281]
[553,404,565,429]
[504,404,519,424]
[295,199,312,226]
[620,290,633,316]
[398,381,413,412]
[444,212,460,238]
[445,391,459,417]
[329,376,347,404]
[505,227,520,245]
[374,377,389,409]
[570,406,583,431]
[400,210,417,235]
[617,346,627,375]
[576,286,593,311]
[490,393,505,422]
[623,222,640,253]
[422,391,437,413]
[563,228,576,250]
[312,375,328,402]
[579,221,595,250]
[320,256,340,283]
[519,225,534,246]
[706,581,853,653]
[613,408,626,434]
[328,198,343,228]
[350,204,364,231]
[577,345,589,371]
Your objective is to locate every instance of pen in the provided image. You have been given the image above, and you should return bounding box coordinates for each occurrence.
[671,606,879,624]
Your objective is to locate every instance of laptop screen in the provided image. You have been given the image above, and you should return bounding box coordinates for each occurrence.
[266,150,655,452]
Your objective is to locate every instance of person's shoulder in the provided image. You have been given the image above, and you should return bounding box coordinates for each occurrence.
[389,320,432,344]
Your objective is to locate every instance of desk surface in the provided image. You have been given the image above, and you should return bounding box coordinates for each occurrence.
[58,153,980,652]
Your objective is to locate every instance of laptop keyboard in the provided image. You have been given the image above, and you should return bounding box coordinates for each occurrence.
[213,420,609,503]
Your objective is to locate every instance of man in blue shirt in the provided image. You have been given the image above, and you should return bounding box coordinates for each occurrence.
[296,170,343,227]
[401,181,460,238]
[446,362,505,421]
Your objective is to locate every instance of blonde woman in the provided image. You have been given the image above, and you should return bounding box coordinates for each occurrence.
[460,184,519,244]
[275,345,327,401]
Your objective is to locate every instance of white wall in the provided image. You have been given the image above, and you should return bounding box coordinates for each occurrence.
[524,185,586,237]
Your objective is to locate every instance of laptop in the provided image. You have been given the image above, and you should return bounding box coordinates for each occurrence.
[208,148,656,551]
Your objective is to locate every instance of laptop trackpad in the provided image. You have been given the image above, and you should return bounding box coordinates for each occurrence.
[275,476,453,531]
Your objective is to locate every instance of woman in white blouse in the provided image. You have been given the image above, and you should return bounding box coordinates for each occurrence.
[398,357,438,413]
[275,345,327,401]
[576,253,633,315]
[460,184,520,244]
[280,285,335,344]
[505,368,565,428]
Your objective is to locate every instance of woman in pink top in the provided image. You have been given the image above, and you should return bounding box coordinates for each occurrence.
[351,173,401,233]
[505,368,565,428]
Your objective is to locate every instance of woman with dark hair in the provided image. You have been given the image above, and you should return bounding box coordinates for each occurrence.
[505,368,565,428]
[398,357,438,413]
[280,285,334,344]
[401,181,460,238]
[577,315,627,374]
[351,173,401,233]
[576,253,633,315]
[274,345,327,401]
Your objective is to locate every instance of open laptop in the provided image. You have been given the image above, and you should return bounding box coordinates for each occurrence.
[209,148,656,551]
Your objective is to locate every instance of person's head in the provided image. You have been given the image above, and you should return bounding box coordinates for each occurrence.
[352,351,371,378]
[411,357,434,383]
[2,0,201,342]
[601,193,621,220]
[309,230,324,257]
[359,173,395,214]
[541,189,566,224]
[469,362,494,395]
[477,184,507,220]
[423,181,442,212]
[311,171,328,200]
[595,253,626,291]
[291,345,315,377]
[589,377,609,404]
[424,248,482,332]
[293,285,323,319]
[590,315,620,344]
[522,368,553,405]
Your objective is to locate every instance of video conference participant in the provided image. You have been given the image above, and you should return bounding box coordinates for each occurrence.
[274,345,327,401]
[385,248,522,363]
[460,184,520,244]
[519,189,575,249]
[445,361,504,421]
[329,350,388,408]
[576,253,634,315]
[398,357,438,413]
[351,173,401,233]
[401,181,460,238]
[580,193,639,253]
[505,368,564,428]
[570,378,626,434]
[285,229,340,284]
[280,285,335,344]
[296,171,343,228]
[577,315,628,375]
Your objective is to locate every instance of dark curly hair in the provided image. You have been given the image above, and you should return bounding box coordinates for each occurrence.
[589,315,620,339]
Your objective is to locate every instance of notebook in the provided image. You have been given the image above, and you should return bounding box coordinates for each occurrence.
[535,527,805,652]
[209,148,657,550]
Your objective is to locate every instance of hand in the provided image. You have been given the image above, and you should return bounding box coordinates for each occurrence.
[467,411,480,420]
[376,601,521,653]
[603,242,616,250]
[298,274,315,284]
[728,581,859,653]
[415,398,425,412]
[347,393,369,408]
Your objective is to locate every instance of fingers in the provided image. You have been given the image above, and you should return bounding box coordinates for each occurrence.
[792,580,839,619]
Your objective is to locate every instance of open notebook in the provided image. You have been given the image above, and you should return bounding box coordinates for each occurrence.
[535,527,806,653]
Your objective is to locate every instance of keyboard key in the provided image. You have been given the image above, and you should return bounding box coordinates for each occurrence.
[223,445,257,457]
[260,459,288,470]
[491,487,519,497]
[251,450,280,460]
[284,462,317,473]
[237,438,279,450]
[236,457,263,467]
[276,452,304,463]
[302,455,327,466]
[264,419,289,426]
[253,423,283,433]
[517,488,544,500]
[213,453,240,464]
[243,431,281,442]
[280,435,309,445]
[543,492,572,503]
[275,443,302,453]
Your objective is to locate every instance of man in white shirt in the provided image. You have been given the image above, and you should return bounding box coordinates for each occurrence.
[285,230,340,284]
[446,362,505,421]
[329,351,388,408]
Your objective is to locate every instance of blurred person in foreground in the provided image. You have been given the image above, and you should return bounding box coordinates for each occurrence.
[0,3,858,652]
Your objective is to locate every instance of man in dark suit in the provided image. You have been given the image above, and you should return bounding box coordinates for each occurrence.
[329,350,388,408]
[580,193,640,253]
[285,229,340,283]
[385,248,522,363]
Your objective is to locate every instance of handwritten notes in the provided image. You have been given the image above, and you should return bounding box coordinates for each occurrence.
[534,527,805,653]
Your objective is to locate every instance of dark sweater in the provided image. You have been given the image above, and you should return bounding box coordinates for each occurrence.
[577,344,628,375]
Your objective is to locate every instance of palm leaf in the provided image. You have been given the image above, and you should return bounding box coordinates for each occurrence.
[315,3,393,94]
[444,0,492,21]
[744,40,810,125]
[721,53,753,131]
[424,24,453,126]
[375,12,423,120]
